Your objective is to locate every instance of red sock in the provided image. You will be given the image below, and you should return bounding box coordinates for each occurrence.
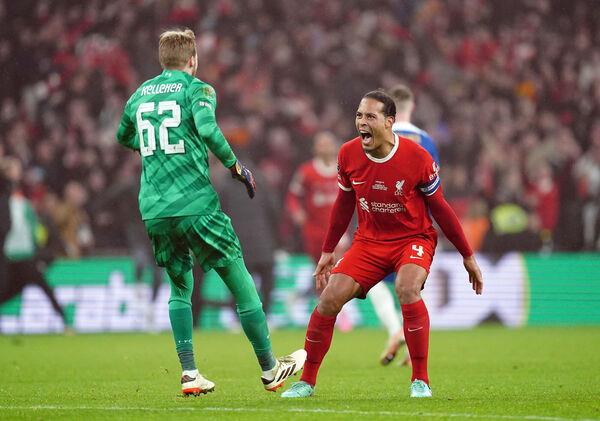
[401,299,430,384]
[300,307,337,386]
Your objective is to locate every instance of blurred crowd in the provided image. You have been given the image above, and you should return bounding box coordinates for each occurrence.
[1,0,599,259]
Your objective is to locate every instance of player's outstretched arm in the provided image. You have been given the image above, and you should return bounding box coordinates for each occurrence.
[189,83,237,168]
[286,171,307,226]
[286,193,307,226]
[315,188,355,289]
[425,188,483,295]
[321,189,355,252]
[229,161,256,199]
[463,255,483,295]
[190,83,258,198]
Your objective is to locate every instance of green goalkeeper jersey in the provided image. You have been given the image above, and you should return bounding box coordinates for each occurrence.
[116,69,237,220]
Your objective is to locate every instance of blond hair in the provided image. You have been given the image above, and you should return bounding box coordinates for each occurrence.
[158,29,196,69]
[388,84,414,113]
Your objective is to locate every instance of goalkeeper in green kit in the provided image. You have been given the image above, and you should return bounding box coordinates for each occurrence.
[116,28,305,396]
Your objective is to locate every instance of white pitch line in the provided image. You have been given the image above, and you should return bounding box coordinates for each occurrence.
[0,405,598,421]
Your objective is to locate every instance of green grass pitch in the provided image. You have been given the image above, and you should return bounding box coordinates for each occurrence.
[1,326,599,420]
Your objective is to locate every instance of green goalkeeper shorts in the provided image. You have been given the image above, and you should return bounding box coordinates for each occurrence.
[144,213,242,275]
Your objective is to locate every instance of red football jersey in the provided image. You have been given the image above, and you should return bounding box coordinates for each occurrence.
[287,158,339,238]
[337,134,440,242]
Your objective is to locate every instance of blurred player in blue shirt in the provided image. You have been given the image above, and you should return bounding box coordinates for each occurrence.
[368,84,440,367]
[390,85,440,165]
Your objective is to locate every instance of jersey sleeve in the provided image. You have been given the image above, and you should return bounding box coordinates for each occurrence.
[337,149,352,192]
[322,188,356,253]
[116,97,139,151]
[426,187,473,257]
[285,167,305,215]
[288,167,305,196]
[188,82,237,168]
[417,153,441,197]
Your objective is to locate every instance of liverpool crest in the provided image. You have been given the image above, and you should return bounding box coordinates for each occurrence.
[395,180,405,196]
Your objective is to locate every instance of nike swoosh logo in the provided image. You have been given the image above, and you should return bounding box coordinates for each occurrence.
[305,337,321,343]
[408,326,423,332]
[352,180,366,185]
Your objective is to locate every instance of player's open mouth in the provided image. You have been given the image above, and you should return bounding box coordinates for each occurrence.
[360,131,373,146]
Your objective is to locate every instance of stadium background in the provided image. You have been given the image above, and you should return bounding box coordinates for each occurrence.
[1,0,600,334]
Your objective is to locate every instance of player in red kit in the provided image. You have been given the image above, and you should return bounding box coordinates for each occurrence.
[282,90,483,399]
[286,132,340,263]
[285,132,355,330]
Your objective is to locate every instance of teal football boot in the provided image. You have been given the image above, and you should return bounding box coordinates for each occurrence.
[281,381,315,398]
[410,379,432,398]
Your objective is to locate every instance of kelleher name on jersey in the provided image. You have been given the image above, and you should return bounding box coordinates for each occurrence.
[141,83,183,96]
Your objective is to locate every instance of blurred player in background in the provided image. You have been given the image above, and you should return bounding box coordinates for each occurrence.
[389,85,440,164]
[367,84,442,367]
[0,158,69,331]
[285,132,355,329]
[286,132,340,264]
[282,90,482,399]
[116,28,305,396]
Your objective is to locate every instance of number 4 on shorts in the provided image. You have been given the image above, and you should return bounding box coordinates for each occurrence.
[410,244,424,259]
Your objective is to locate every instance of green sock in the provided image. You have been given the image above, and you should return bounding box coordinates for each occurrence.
[169,306,196,371]
[168,269,196,371]
[216,258,276,371]
[238,307,277,371]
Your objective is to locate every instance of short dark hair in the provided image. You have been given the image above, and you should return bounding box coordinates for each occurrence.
[362,90,396,118]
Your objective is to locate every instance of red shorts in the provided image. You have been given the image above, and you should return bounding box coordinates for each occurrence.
[331,235,436,298]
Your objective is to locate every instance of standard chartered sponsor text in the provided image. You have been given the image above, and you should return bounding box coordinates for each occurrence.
[370,201,406,213]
